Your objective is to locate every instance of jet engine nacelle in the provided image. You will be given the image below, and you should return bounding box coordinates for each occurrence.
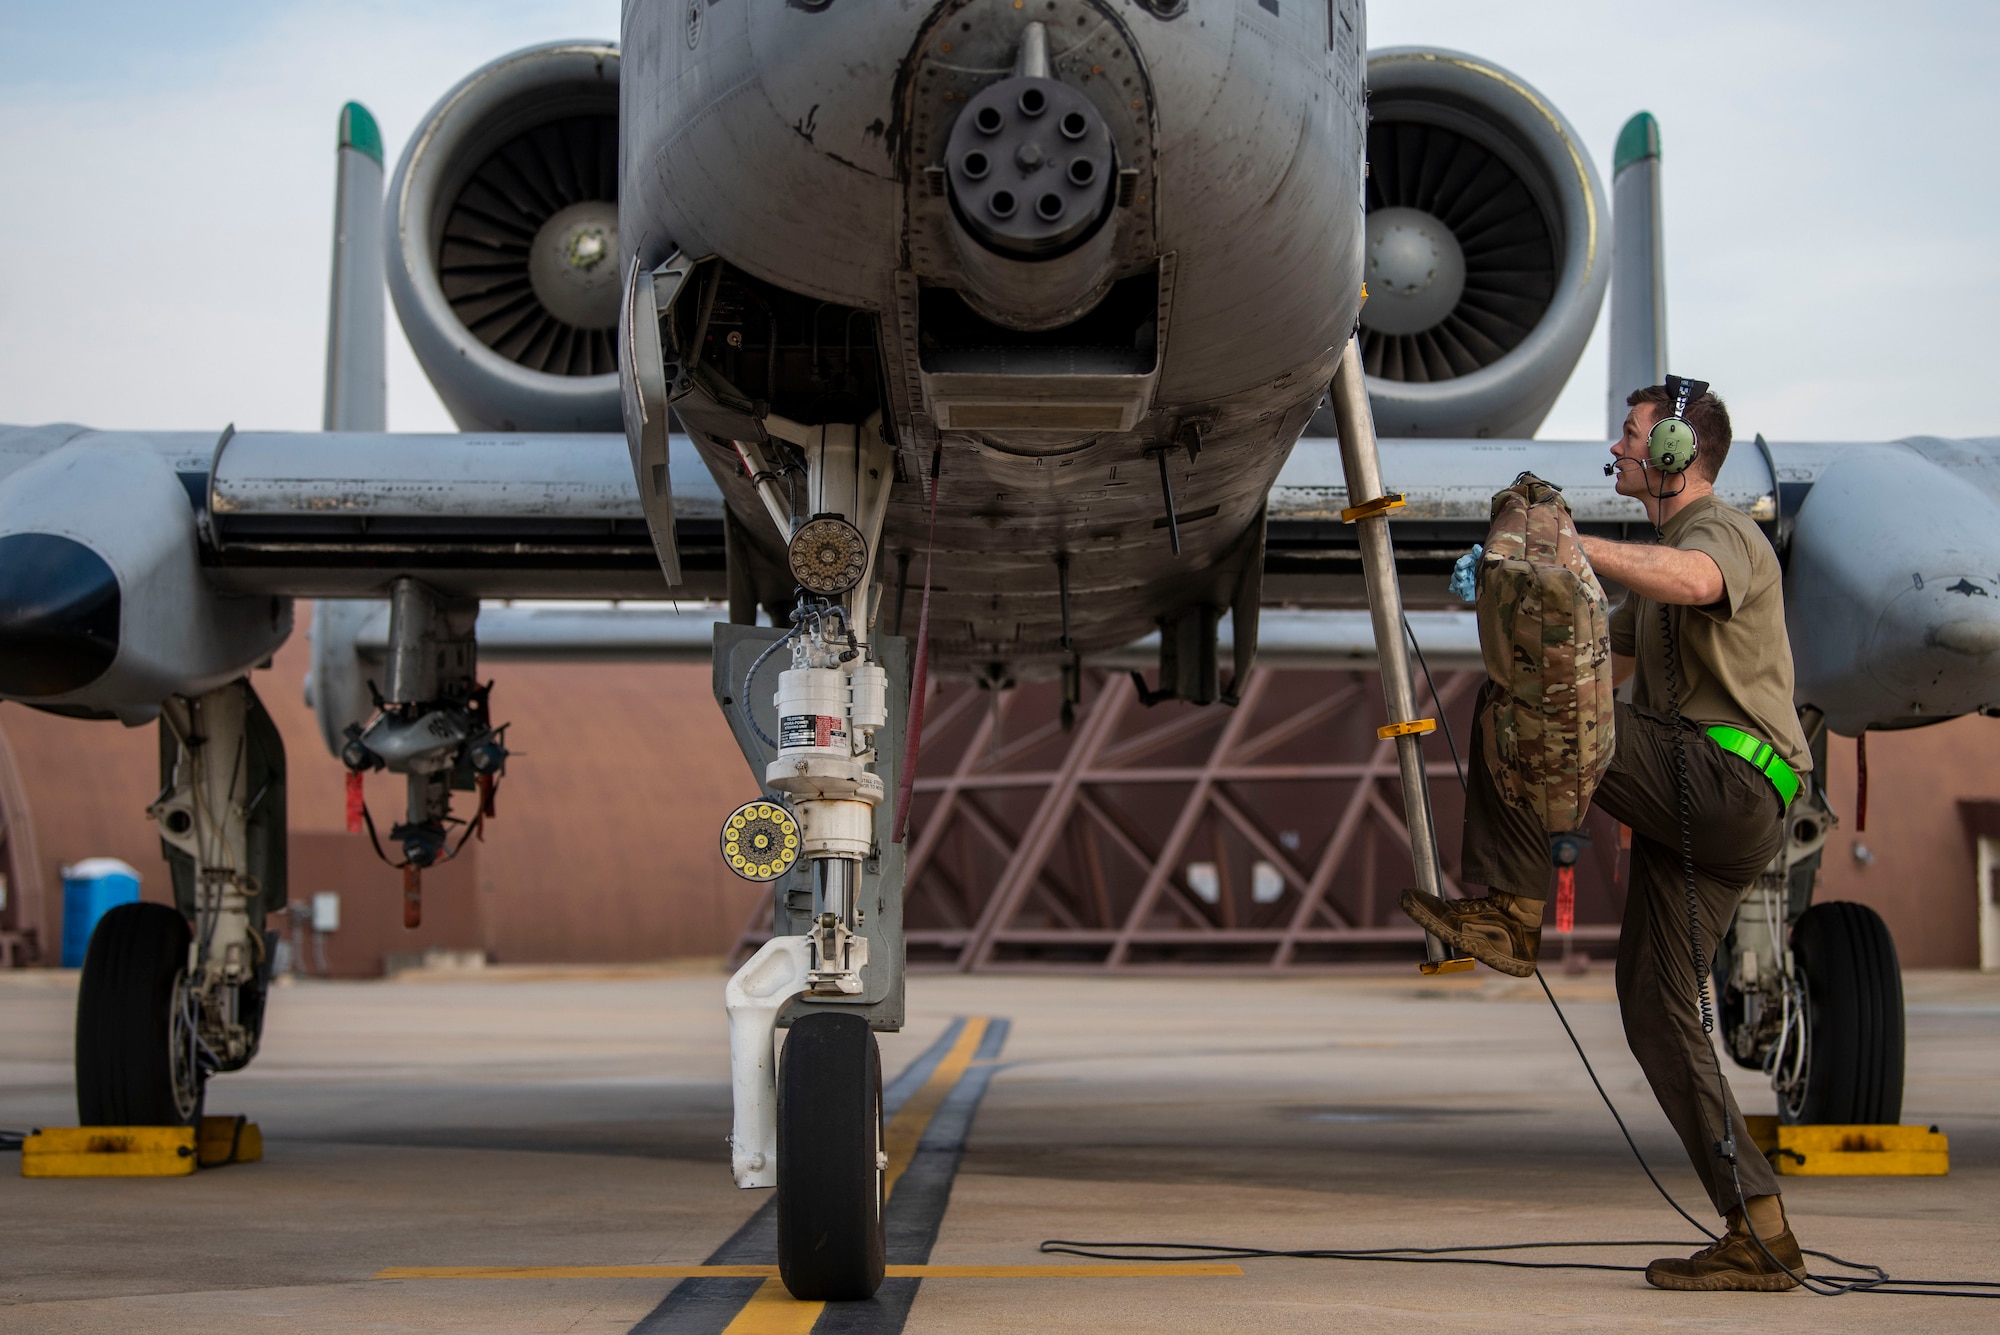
[386,41,622,433]
[1788,441,2000,735]
[1358,48,1609,439]
[0,433,291,724]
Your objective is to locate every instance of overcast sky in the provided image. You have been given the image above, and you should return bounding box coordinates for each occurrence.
[1,1,1992,442]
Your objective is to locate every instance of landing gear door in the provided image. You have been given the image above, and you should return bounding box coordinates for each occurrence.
[620,252,692,586]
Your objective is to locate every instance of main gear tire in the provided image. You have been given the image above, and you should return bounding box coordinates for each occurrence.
[75,902,205,1126]
[1785,900,1904,1125]
[776,1011,886,1300]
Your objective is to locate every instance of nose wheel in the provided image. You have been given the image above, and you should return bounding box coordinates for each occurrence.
[776,1012,886,1300]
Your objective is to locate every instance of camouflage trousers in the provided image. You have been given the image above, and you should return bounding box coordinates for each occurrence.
[1460,682,1787,1216]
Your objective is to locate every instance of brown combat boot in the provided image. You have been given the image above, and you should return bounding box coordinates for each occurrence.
[1397,888,1542,978]
[1645,1209,1806,1292]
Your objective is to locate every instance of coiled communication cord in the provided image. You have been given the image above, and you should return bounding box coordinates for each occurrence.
[1650,568,1990,1298]
[1657,602,1715,1038]
[1044,611,2000,1301]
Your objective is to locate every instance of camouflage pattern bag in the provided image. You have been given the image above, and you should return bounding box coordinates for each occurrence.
[1475,472,1615,832]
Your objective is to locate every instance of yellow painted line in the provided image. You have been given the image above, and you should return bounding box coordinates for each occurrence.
[884,1016,989,1199]
[379,1020,1193,1334]
[896,1264,1241,1278]
[376,1265,779,1279]
[374,1263,1241,1280]
[725,1277,822,1334]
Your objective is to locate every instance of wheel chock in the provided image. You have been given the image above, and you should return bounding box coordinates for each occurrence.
[198,1114,263,1167]
[1743,1116,1949,1176]
[20,1117,262,1178]
[22,1127,196,1178]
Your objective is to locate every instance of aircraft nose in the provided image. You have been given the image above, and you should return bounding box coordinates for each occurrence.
[0,533,121,696]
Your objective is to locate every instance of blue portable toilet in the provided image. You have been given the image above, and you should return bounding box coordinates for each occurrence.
[61,858,142,968]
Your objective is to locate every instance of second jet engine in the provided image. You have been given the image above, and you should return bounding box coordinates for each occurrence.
[386,41,622,433]
[1354,47,1609,439]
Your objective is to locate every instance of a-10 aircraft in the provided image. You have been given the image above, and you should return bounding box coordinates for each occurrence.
[5,1,1998,1301]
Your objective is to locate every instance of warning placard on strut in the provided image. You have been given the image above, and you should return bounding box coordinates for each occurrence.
[780,714,847,750]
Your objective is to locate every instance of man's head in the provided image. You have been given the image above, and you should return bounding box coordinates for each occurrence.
[1613,383,1733,488]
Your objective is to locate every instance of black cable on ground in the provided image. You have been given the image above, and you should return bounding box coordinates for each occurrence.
[1039,620,2000,1301]
[1041,1237,1687,1276]
[1532,969,1718,1242]
[1038,973,1997,1297]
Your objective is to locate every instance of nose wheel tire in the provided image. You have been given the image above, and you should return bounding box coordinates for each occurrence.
[1783,900,1904,1125]
[74,902,206,1126]
[776,1011,886,1300]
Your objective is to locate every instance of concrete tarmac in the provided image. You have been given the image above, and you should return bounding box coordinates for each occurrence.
[2,963,1995,1332]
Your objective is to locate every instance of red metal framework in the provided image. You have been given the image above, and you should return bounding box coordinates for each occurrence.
[738,664,1635,971]
[734,666,1630,971]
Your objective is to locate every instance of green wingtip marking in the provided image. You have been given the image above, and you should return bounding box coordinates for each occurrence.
[1614,111,1660,177]
[338,101,383,167]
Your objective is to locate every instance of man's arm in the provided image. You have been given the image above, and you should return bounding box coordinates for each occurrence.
[1613,652,1635,687]
[1578,534,1724,607]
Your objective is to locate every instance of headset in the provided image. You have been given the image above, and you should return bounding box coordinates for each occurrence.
[1605,374,1711,496]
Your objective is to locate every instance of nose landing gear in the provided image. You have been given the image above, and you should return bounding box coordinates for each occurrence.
[718,415,898,1300]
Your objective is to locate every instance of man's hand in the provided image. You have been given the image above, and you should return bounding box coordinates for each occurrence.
[1579,534,1724,607]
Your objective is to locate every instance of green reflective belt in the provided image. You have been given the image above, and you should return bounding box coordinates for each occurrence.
[1704,725,1802,807]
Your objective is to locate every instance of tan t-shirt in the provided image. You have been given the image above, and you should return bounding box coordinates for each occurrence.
[1608,494,1812,774]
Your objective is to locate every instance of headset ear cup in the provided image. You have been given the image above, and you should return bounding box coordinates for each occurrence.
[1648,417,1698,475]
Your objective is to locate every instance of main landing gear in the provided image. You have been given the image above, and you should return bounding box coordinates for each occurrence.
[1720,710,1905,1125]
[75,678,287,1126]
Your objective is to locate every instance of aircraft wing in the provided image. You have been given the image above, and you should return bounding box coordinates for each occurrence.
[0,424,1778,606]
[6,421,1997,738]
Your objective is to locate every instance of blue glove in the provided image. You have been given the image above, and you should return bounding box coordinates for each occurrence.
[1449,544,1482,603]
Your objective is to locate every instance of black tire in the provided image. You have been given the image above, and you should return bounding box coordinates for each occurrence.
[776,1012,886,1301]
[1788,901,1904,1125]
[75,902,203,1126]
